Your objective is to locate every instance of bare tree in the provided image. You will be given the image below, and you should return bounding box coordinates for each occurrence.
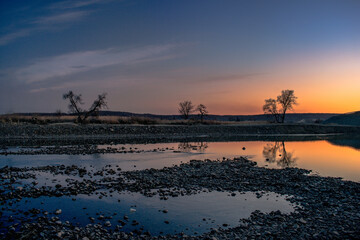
[178,100,194,119]
[277,90,297,123]
[263,89,297,123]
[263,99,280,123]
[196,104,208,122]
[63,91,108,123]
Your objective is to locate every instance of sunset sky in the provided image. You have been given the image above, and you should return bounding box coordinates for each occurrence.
[0,0,359,115]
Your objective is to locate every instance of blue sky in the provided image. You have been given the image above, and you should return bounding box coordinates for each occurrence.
[1,0,359,114]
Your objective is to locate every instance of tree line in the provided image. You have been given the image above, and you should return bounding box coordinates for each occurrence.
[62,89,297,124]
[178,101,208,121]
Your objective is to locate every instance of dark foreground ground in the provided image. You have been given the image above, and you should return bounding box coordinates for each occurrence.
[1,123,360,147]
[1,157,359,239]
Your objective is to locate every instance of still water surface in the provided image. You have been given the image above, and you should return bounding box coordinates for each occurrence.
[1,139,359,181]
[1,191,295,235]
[1,139,359,235]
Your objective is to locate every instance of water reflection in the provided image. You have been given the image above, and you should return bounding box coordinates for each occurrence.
[0,191,295,235]
[178,142,208,153]
[1,139,359,181]
[327,138,360,151]
[262,142,297,168]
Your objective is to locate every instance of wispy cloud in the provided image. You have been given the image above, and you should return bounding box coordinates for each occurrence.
[48,0,111,10]
[200,73,264,82]
[0,29,33,46]
[33,11,90,25]
[0,10,90,46]
[29,81,87,93]
[17,44,180,83]
[0,0,101,46]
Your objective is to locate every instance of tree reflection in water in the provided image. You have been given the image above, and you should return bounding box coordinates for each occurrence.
[178,142,208,153]
[262,141,297,168]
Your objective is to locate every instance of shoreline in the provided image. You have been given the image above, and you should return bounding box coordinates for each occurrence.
[2,123,360,137]
[1,123,359,147]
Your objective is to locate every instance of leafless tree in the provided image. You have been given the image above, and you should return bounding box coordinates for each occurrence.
[178,100,194,119]
[263,89,297,123]
[277,90,297,123]
[196,104,208,122]
[63,91,107,123]
[263,99,280,123]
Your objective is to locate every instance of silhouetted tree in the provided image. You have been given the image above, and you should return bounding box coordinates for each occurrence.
[263,89,297,123]
[196,104,208,122]
[263,99,280,123]
[63,91,107,123]
[277,90,298,122]
[178,100,194,119]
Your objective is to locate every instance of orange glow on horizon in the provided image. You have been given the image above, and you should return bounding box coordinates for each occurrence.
[195,71,360,115]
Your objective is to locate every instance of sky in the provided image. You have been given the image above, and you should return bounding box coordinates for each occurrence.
[0,0,359,115]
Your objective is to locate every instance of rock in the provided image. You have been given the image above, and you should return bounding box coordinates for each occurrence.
[299,218,307,224]
[55,209,62,215]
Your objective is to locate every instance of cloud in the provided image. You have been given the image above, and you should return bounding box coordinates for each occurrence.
[0,29,34,46]
[16,44,180,83]
[0,1,95,47]
[0,10,90,46]
[29,81,86,93]
[32,11,90,25]
[200,73,265,82]
[48,0,111,10]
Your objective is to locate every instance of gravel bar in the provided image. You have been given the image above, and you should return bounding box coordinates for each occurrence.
[1,157,359,239]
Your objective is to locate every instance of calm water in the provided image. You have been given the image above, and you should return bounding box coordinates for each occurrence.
[1,139,359,181]
[1,138,359,235]
[1,191,296,235]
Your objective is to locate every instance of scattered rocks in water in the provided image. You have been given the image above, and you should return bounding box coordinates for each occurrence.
[0,144,177,156]
[0,157,359,239]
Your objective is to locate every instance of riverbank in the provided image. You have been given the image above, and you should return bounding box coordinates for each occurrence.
[1,123,359,147]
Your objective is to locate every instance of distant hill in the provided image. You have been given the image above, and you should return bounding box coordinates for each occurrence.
[323,111,360,126]
[99,111,337,123]
[10,111,338,123]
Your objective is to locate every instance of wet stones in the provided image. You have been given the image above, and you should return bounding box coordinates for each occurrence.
[55,209,62,215]
[1,157,359,239]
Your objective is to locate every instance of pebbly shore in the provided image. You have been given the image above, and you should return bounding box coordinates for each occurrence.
[1,157,359,239]
[1,123,360,148]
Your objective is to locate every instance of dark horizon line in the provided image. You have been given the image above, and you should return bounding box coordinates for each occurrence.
[0,111,346,117]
